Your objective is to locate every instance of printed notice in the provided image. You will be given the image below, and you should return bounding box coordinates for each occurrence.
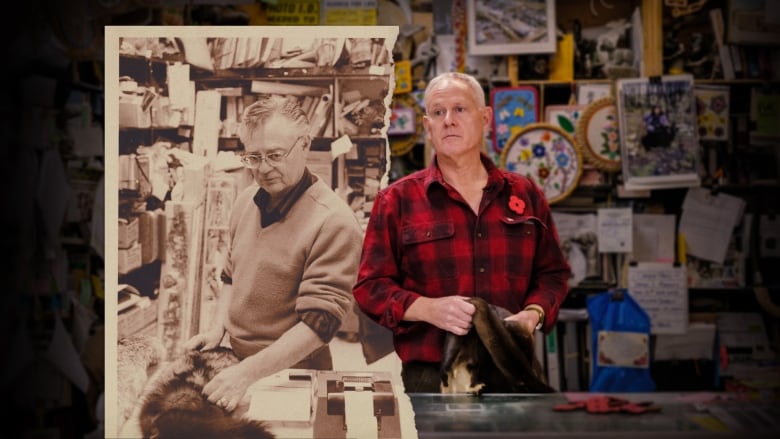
[597,207,633,253]
[627,262,688,334]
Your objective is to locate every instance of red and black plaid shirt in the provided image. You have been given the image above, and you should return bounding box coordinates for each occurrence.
[353,153,570,364]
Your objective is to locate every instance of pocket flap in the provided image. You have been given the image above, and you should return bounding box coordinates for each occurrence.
[401,221,455,245]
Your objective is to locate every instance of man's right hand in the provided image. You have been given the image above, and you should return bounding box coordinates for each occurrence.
[183,326,225,351]
[404,295,476,335]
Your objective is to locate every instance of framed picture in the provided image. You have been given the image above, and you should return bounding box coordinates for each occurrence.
[500,123,583,204]
[575,97,622,173]
[616,74,701,190]
[490,86,539,153]
[467,0,557,55]
[576,82,612,104]
[694,84,730,141]
[727,0,780,45]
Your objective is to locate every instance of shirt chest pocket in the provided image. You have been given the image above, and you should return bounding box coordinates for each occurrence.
[501,216,546,282]
[501,215,543,239]
[401,221,455,245]
[400,221,458,281]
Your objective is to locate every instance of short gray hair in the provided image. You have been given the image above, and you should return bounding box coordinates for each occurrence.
[422,72,486,112]
[239,94,310,143]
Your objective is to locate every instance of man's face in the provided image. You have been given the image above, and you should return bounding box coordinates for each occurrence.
[243,113,307,197]
[422,79,491,159]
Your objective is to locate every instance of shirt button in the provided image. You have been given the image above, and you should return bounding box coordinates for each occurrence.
[426,231,431,237]
[479,267,485,273]
[477,232,483,238]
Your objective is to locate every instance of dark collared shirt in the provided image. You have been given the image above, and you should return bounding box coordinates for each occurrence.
[253,168,316,227]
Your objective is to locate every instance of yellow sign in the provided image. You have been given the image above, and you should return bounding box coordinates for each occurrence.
[322,0,377,25]
[323,9,376,25]
[394,60,412,94]
[265,0,320,25]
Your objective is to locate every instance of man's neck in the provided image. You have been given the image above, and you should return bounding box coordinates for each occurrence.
[437,153,488,189]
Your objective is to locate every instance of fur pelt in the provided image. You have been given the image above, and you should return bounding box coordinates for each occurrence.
[440,297,555,394]
[137,347,275,439]
[117,334,166,430]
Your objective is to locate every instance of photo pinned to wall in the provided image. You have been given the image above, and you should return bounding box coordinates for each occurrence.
[575,97,622,173]
[106,25,418,439]
[616,74,701,190]
[551,212,601,287]
[490,86,539,153]
[694,84,730,141]
[500,122,583,204]
[572,6,642,80]
[466,0,557,55]
[576,82,612,105]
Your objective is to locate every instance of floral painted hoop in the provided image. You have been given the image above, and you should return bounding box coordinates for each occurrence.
[500,122,583,204]
[389,92,424,157]
[575,96,622,173]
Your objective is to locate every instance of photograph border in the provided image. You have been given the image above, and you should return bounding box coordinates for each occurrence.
[105,25,416,439]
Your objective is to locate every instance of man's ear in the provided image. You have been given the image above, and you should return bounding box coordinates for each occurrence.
[300,134,312,151]
[481,106,493,130]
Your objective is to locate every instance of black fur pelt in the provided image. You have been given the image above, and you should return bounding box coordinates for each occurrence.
[440,297,555,395]
[138,347,275,439]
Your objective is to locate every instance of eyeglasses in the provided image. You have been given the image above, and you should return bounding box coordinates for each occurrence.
[240,136,304,168]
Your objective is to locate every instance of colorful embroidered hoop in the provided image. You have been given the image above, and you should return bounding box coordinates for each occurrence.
[389,93,424,157]
[500,123,583,204]
[575,97,622,173]
[490,86,539,154]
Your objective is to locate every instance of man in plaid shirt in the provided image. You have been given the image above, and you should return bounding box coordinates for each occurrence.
[353,72,571,392]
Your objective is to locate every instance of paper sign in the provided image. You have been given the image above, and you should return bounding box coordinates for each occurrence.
[597,208,633,253]
[627,262,688,334]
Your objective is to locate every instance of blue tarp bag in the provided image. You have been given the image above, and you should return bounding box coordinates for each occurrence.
[586,288,656,392]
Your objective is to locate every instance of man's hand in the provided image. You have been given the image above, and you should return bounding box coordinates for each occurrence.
[183,327,225,351]
[405,296,476,335]
[504,309,540,335]
[203,361,255,413]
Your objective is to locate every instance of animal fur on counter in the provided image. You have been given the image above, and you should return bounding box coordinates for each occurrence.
[137,347,275,439]
[440,297,555,395]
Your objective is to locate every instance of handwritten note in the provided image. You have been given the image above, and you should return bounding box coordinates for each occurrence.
[627,262,688,334]
[597,208,633,253]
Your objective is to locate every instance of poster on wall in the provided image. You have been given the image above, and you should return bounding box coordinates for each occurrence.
[616,74,701,190]
[105,26,417,439]
[466,0,557,55]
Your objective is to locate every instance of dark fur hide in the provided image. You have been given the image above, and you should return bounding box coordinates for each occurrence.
[440,297,555,394]
[138,347,275,439]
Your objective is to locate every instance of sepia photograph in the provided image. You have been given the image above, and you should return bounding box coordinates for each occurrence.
[105,25,416,439]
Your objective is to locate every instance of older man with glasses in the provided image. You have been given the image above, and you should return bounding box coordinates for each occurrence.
[183,93,364,413]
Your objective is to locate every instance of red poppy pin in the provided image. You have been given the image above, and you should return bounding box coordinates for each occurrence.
[508,195,525,214]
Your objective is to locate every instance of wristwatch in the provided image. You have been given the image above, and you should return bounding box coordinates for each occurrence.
[524,305,545,331]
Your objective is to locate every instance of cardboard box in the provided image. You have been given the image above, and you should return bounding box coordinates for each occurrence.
[118,98,151,128]
[118,216,139,249]
[118,297,158,340]
[118,242,142,275]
